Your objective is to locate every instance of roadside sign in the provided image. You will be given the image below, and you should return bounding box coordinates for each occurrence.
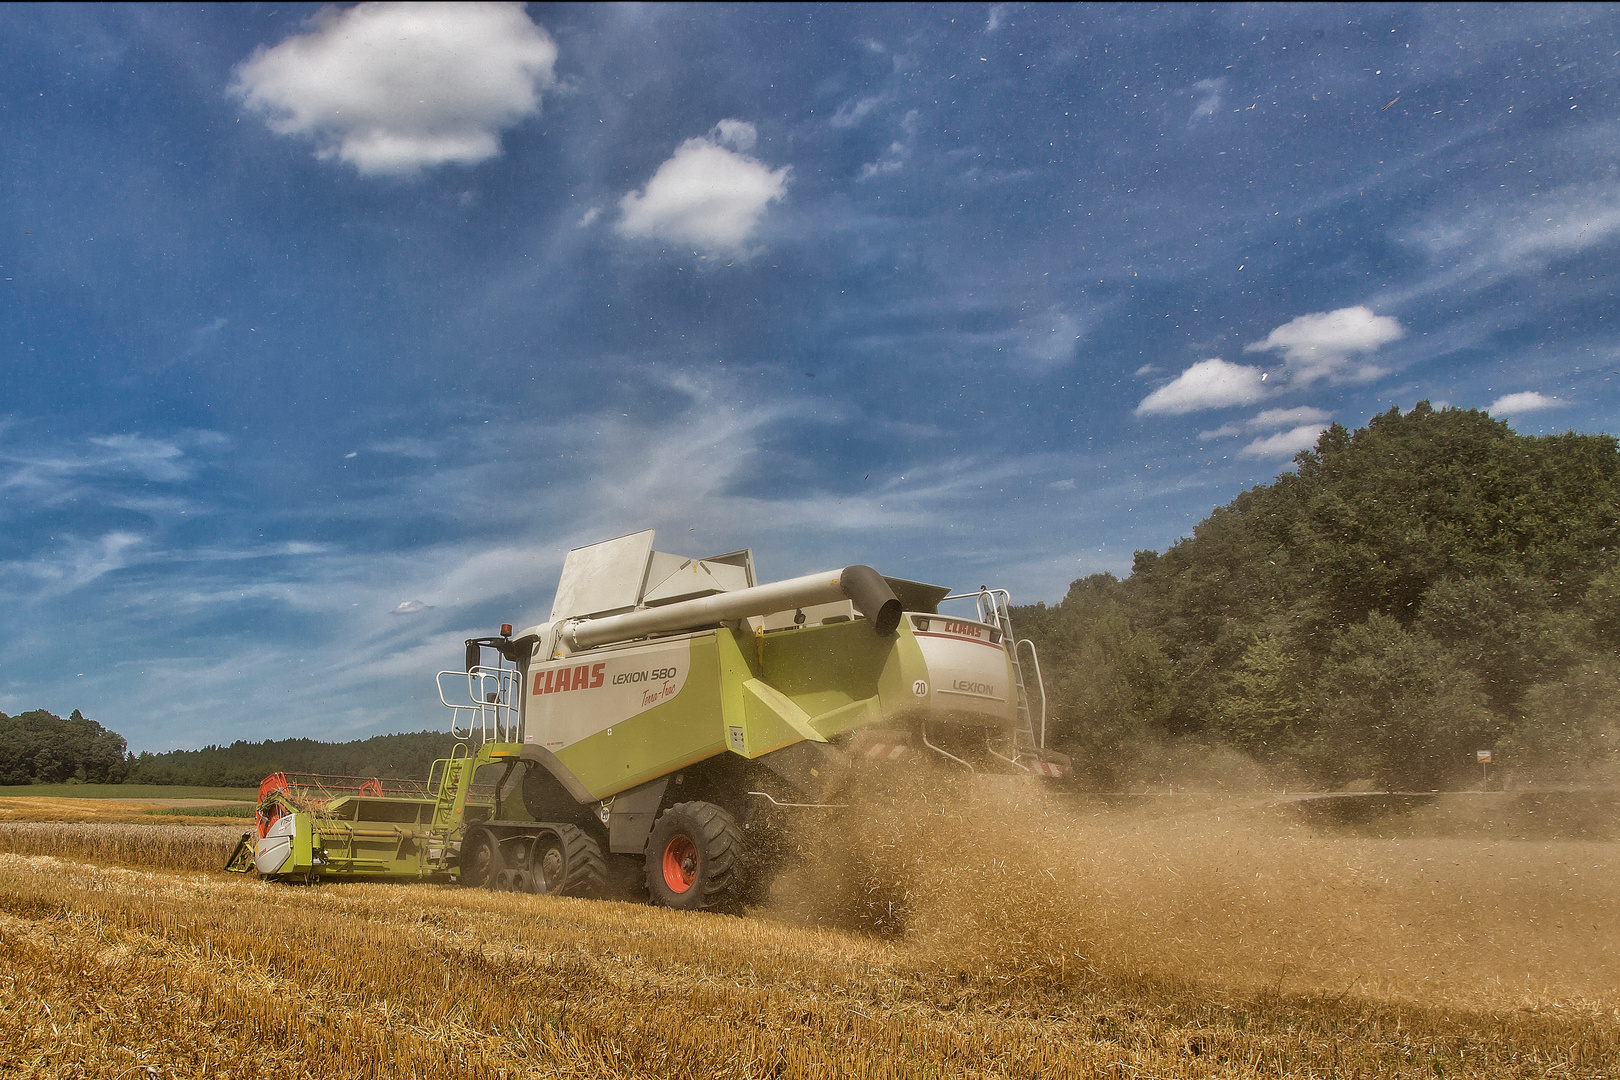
[1476,750,1492,763]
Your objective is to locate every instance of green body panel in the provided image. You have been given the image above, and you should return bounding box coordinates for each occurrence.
[754,618,934,738]
[297,798,449,879]
[555,634,727,798]
[741,679,826,750]
[760,619,891,718]
[549,621,936,793]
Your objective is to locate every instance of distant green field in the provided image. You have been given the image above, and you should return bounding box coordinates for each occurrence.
[145,803,257,818]
[0,783,256,802]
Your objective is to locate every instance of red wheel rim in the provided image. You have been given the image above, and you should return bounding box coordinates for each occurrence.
[662,834,698,893]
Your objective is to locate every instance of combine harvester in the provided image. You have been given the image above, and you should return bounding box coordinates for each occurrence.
[228,530,1067,909]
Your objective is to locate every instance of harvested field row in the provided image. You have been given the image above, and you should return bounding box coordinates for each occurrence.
[1,853,1615,1080]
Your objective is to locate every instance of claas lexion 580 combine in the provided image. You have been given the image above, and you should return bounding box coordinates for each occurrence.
[227,530,1069,910]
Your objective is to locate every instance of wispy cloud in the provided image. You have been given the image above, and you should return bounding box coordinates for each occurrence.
[2,531,145,594]
[617,121,790,251]
[231,2,557,176]
[1188,77,1225,124]
[1136,358,1267,416]
[1244,306,1404,385]
[1416,182,1620,289]
[369,437,440,460]
[0,430,225,507]
[831,94,886,129]
[1018,310,1087,367]
[856,109,918,181]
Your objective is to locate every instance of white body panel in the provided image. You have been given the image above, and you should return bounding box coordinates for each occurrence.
[525,637,694,750]
[255,813,297,875]
[913,618,1012,720]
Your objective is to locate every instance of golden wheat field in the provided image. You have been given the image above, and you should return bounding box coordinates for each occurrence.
[0,782,1616,1079]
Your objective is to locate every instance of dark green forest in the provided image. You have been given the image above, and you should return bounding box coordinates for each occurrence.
[1016,404,1620,791]
[0,710,129,785]
[122,731,459,787]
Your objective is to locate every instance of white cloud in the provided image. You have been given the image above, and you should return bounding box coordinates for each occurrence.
[1250,406,1331,430]
[1239,425,1328,459]
[231,2,557,176]
[1244,306,1404,385]
[617,125,790,251]
[1487,391,1565,415]
[577,207,600,228]
[1201,406,1332,440]
[392,599,427,615]
[987,3,1012,32]
[710,118,758,152]
[1135,358,1268,416]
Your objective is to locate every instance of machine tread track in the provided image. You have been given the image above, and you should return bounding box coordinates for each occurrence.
[644,800,743,911]
[531,823,606,898]
[459,826,503,889]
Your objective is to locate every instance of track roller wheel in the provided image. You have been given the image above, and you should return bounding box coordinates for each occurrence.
[459,826,503,889]
[528,825,606,897]
[494,868,530,892]
[644,801,742,912]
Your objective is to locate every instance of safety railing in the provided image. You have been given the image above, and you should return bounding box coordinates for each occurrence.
[437,664,523,743]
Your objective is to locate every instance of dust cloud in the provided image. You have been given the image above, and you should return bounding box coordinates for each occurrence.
[762,774,1620,1010]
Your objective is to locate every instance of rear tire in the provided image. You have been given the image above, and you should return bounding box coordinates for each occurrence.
[529,825,606,898]
[459,827,503,889]
[644,801,742,911]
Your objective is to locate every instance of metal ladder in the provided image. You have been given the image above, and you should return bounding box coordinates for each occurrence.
[427,743,471,837]
[946,587,1047,767]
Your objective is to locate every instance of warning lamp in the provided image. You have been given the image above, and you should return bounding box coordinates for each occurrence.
[501,623,513,637]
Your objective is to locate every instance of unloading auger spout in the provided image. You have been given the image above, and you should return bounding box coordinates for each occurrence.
[560,564,901,650]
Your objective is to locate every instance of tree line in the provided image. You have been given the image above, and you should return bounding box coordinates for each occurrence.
[1015,403,1620,791]
[0,715,456,789]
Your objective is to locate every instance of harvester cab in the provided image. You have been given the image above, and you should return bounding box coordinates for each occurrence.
[231,529,1068,909]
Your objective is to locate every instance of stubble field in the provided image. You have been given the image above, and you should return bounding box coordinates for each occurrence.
[0,782,1615,1079]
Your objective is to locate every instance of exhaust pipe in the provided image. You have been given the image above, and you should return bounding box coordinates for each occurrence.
[561,565,901,651]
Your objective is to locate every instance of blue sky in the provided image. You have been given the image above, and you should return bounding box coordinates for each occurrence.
[2,3,1616,752]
